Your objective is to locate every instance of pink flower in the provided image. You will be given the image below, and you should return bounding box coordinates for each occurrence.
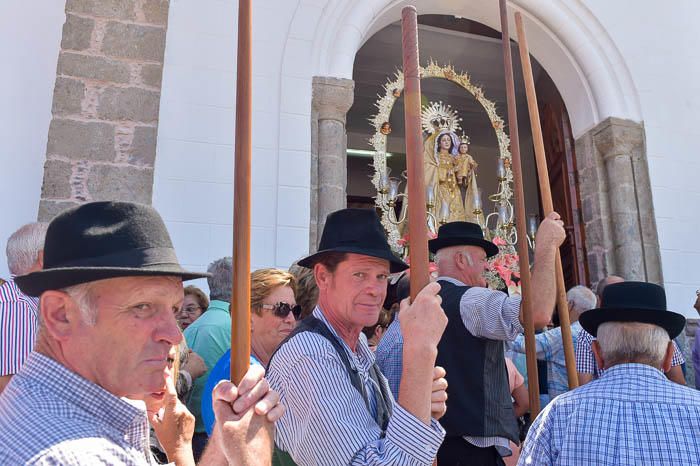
[492,236,507,246]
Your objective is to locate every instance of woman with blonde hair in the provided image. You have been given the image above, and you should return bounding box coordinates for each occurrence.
[201,268,299,435]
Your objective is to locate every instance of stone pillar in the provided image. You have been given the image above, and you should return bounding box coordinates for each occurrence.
[310,77,354,249]
[39,0,170,221]
[574,117,663,285]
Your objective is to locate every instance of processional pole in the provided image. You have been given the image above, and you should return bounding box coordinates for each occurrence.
[497,0,541,416]
[401,6,431,300]
[514,12,578,390]
[231,0,252,384]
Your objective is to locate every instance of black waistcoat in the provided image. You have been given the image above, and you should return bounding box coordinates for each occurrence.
[436,280,519,443]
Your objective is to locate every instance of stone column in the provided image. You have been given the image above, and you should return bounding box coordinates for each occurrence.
[39,0,170,221]
[574,117,663,285]
[310,77,354,249]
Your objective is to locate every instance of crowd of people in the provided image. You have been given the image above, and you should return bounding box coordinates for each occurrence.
[0,200,699,465]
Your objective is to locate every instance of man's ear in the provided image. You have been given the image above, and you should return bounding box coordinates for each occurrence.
[36,250,44,270]
[313,263,330,291]
[661,341,674,373]
[592,339,605,370]
[39,291,79,341]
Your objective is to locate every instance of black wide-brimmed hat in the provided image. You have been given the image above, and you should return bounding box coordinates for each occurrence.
[298,208,408,273]
[579,281,686,339]
[15,201,209,297]
[428,221,499,257]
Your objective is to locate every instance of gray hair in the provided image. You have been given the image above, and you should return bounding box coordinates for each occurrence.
[207,257,233,302]
[566,285,596,313]
[63,282,98,325]
[596,321,669,368]
[6,222,48,275]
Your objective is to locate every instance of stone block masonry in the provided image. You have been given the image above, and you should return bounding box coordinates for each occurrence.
[39,0,170,221]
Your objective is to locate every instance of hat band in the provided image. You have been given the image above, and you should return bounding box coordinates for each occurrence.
[46,247,181,269]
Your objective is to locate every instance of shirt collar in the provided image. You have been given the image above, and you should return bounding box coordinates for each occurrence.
[312,306,374,370]
[20,352,148,435]
[208,300,231,312]
[437,276,466,286]
[600,362,667,381]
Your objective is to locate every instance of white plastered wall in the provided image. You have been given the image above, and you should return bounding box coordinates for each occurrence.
[0,1,64,278]
[153,0,700,316]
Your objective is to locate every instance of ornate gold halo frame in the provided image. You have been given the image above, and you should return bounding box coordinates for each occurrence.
[369,60,514,251]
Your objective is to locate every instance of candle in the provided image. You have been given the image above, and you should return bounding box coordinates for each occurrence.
[497,203,509,225]
[426,184,435,208]
[439,200,450,223]
[379,170,389,193]
[472,188,483,212]
[528,214,539,239]
[497,158,506,180]
[388,177,400,202]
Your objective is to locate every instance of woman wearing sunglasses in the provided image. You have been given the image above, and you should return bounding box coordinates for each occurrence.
[201,268,300,436]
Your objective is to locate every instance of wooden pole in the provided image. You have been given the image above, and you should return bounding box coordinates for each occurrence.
[231,0,252,384]
[515,12,578,390]
[498,0,540,416]
[401,6,430,298]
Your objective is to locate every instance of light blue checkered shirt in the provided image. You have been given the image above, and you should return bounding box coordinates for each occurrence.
[0,352,155,465]
[518,363,700,465]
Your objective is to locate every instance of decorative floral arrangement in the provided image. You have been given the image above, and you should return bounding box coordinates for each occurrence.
[397,231,439,276]
[485,236,521,295]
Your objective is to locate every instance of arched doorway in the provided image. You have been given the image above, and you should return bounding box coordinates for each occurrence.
[345,15,588,287]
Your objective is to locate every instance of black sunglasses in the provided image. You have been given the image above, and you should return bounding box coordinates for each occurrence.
[261,302,302,320]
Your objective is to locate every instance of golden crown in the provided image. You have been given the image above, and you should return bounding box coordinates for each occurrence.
[460,133,470,145]
[420,101,461,134]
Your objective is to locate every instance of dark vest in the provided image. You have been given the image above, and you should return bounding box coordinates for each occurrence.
[436,280,519,443]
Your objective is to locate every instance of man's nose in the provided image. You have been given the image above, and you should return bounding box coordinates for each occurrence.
[160,312,184,345]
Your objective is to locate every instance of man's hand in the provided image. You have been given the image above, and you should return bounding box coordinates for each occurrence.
[398,281,447,425]
[430,366,448,420]
[534,211,566,250]
[210,365,284,466]
[149,372,195,466]
[399,281,447,351]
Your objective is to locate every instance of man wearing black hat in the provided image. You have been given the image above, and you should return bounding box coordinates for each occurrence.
[519,281,700,465]
[0,201,283,465]
[421,213,565,465]
[267,208,449,466]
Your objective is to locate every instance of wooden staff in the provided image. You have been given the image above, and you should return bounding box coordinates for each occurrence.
[401,6,431,298]
[515,12,578,390]
[498,0,540,416]
[231,0,252,384]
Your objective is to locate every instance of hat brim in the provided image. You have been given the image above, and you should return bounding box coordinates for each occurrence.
[15,265,210,297]
[297,246,408,273]
[428,236,499,257]
[579,307,686,339]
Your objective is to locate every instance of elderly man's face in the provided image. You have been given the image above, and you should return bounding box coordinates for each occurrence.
[460,246,489,288]
[65,276,184,397]
[321,254,390,330]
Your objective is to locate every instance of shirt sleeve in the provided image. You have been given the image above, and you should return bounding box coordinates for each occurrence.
[459,287,523,340]
[375,319,403,400]
[271,349,444,466]
[575,330,596,374]
[671,340,685,366]
[0,300,37,376]
[509,328,561,362]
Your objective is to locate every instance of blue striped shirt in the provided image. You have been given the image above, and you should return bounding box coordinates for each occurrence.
[376,277,523,455]
[0,352,155,465]
[0,277,38,376]
[518,363,700,465]
[267,307,445,465]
